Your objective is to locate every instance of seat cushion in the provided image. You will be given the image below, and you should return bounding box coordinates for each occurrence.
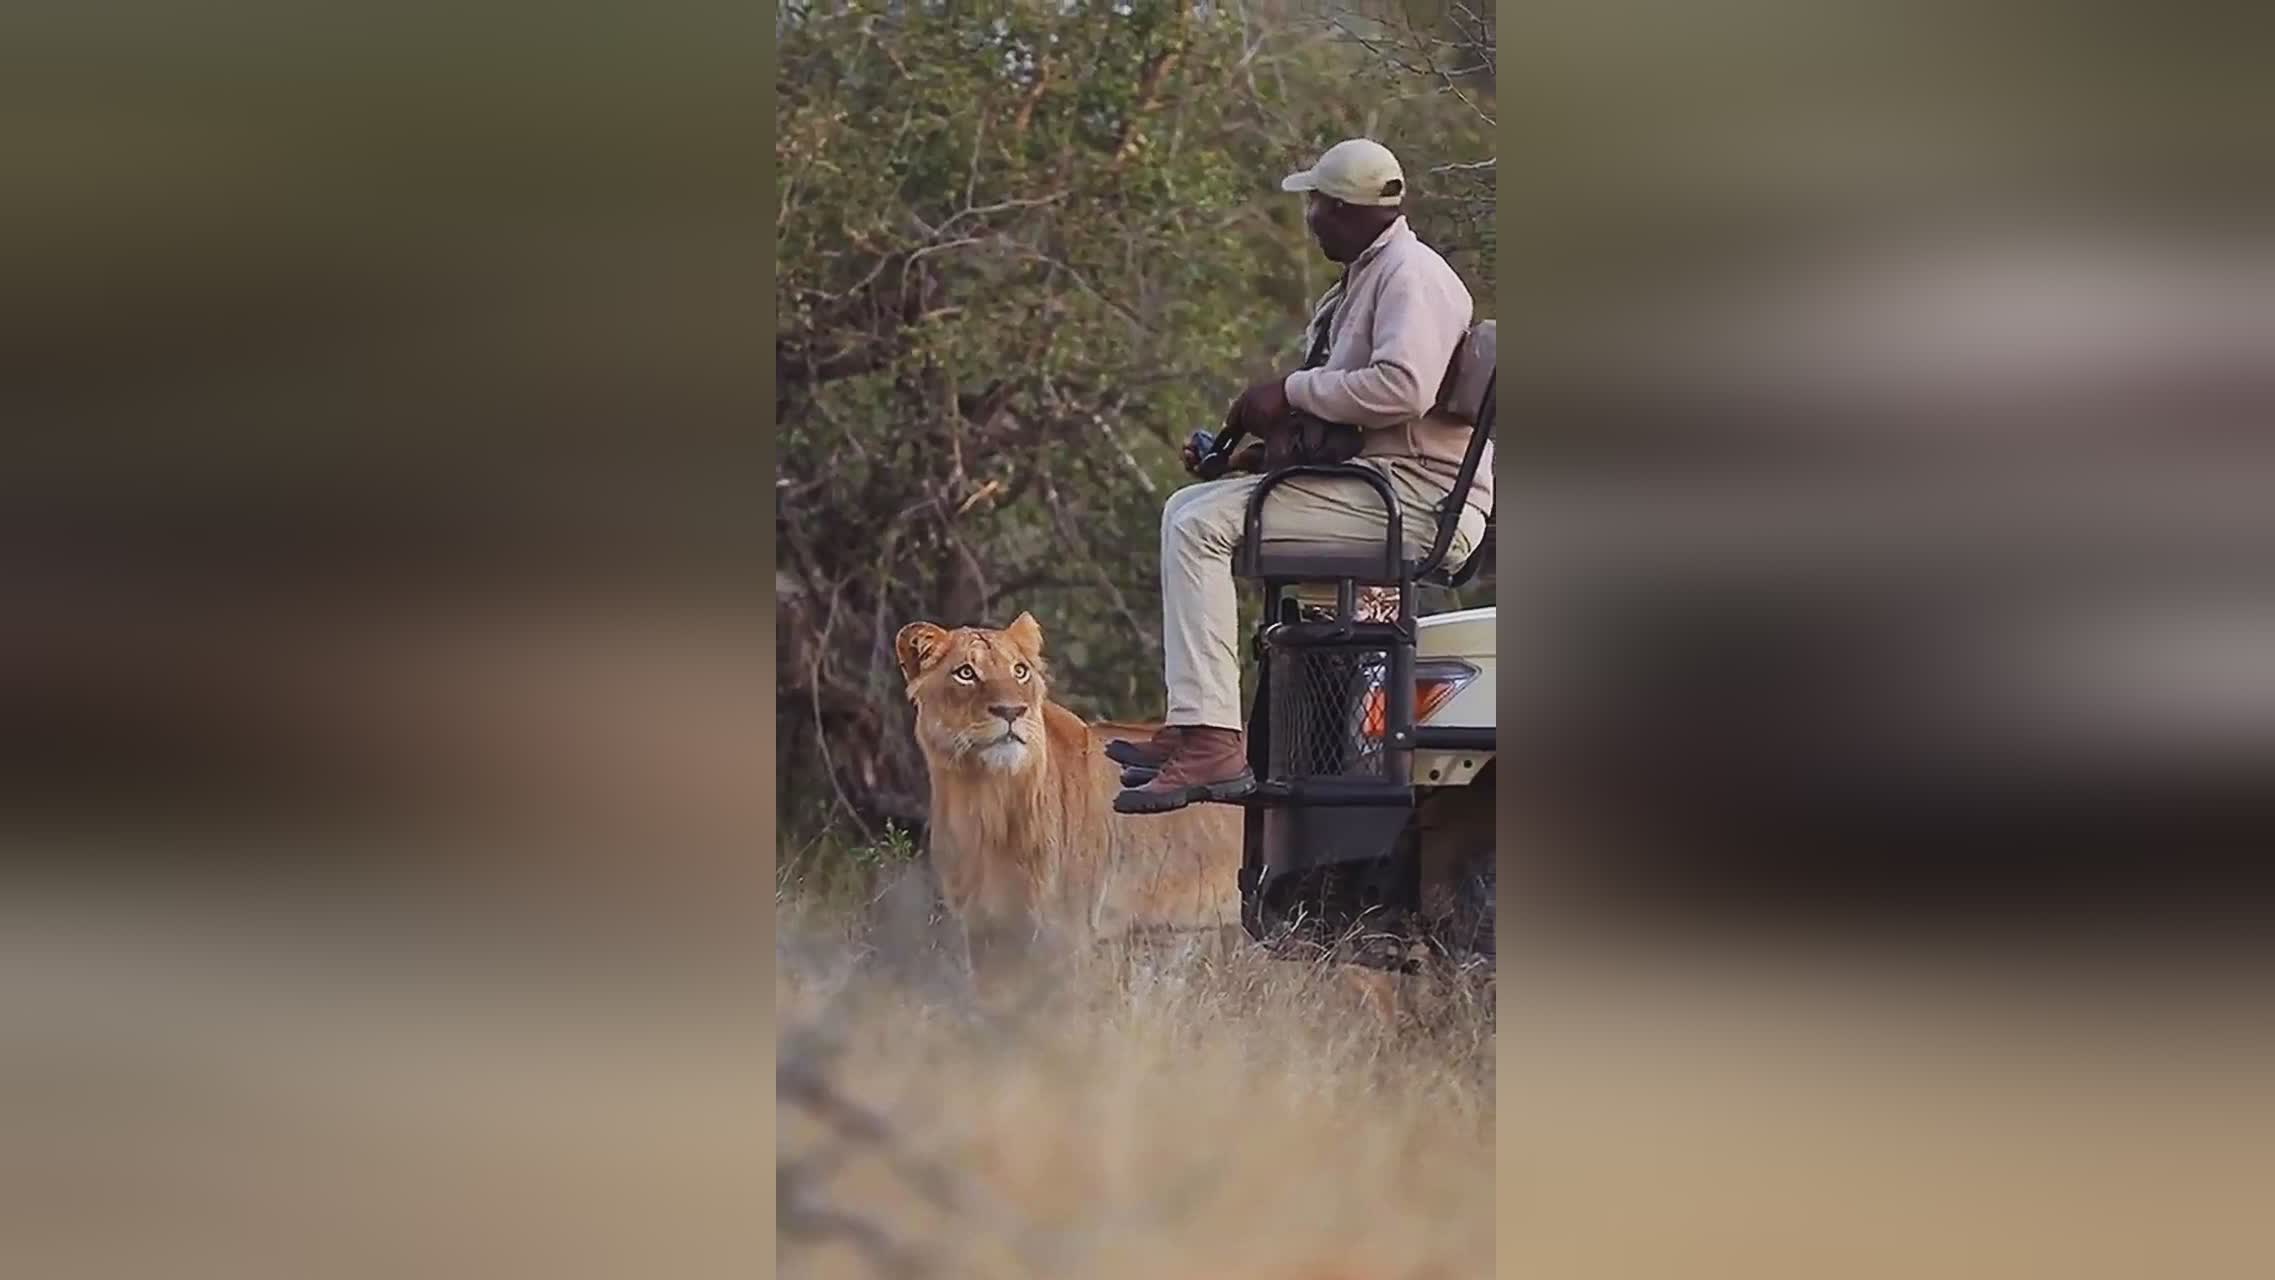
[1238,541,1404,584]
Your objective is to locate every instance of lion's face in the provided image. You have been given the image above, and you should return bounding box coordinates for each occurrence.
[896,612,1051,772]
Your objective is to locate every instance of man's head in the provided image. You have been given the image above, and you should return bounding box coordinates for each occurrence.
[1281,138,1406,263]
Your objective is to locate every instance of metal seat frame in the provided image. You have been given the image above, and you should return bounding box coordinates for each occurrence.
[1231,370,1498,809]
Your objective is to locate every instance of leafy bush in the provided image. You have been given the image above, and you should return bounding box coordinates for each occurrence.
[777,0,1495,839]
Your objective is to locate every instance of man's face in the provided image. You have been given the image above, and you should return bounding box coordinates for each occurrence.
[1304,191,1345,261]
[1305,191,1390,264]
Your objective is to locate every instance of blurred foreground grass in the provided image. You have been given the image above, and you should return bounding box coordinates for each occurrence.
[776,859,1496,1280]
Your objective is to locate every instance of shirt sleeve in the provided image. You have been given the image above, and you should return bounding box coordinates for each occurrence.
[1282,260,1471,429]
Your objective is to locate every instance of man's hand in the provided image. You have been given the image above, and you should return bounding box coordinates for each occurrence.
[1181,433,1269,478]
[1182,376,1291,478]
[1229,376,1291,434]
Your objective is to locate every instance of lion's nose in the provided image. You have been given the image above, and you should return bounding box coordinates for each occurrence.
[988,703,1028,724]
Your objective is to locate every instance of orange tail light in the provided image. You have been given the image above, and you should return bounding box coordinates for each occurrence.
[1360,670,1470,737]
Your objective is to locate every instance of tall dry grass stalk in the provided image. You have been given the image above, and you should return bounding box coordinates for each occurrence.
[777,872,1496,1279]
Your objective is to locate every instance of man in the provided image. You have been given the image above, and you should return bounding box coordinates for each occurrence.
[1112,137,1492,815]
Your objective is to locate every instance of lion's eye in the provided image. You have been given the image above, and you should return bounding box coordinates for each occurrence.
[1013,663,1030,682]
[951,664,978,683]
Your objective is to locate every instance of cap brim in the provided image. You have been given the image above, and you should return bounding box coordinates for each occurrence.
[1280,170,1319,193]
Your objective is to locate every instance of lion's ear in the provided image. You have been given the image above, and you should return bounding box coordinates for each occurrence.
[1004,610,1043,656]
[895,622,950,683]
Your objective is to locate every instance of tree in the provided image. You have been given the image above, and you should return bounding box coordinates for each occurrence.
[776,0,1495,837]
[1324,0,1495,298]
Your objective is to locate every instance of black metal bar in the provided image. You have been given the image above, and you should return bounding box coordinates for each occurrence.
[1414,726,1496,751]
[1227,782,1416,809]
[1386,569,1415,780]
[1261,619,1409,647]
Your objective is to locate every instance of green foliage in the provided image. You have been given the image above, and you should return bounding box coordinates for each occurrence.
[777,0,1495,840]
[852,821,921,872]
[778,818,925,910]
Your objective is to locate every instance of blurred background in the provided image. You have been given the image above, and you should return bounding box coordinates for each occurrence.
[4,4,766,1276]
[1498,3,2275,1274]
[1497,0,2275,925]
[4,1,765,895]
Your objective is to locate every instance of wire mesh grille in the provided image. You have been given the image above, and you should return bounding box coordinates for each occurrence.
[1267,644,1390,782]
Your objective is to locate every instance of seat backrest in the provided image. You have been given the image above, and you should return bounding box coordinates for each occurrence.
[1416,326,1496,587]
[1435,320,1497,425]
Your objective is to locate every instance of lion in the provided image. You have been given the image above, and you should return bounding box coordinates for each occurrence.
[895,611,1243,961]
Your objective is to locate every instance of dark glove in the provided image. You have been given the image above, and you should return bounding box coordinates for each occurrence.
[1185,428,1239,480]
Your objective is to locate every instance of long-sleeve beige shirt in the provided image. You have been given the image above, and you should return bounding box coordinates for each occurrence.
[1281,217,1492,515]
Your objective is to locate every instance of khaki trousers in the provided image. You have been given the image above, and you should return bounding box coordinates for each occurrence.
[1159,458,1486,730]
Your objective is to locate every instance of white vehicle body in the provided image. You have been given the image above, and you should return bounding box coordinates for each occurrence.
[1412,605,1494,788]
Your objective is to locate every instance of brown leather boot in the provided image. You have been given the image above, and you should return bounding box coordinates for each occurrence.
[1114,726,1255,814]
[1103,725,1181,770]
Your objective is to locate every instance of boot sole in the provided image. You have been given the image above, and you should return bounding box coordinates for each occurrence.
[1104,741,1172,770]
[1114,771,1257,815]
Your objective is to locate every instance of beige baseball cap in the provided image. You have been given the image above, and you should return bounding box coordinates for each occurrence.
[1280,138,1406,206]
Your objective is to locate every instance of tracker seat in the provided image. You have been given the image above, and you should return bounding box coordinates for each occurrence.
[1226,321,1498,819]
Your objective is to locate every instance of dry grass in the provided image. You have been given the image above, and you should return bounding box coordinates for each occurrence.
[776,869,1496,1280]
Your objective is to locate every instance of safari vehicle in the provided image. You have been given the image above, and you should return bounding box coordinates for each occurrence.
[1206,323,1499,970]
